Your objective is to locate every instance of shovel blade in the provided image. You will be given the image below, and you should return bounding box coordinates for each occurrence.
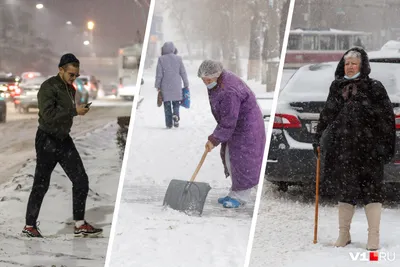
[163,179,211,216]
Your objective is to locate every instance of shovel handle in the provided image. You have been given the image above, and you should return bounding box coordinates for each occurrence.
[189,149,209,182]
[313,147,321,244]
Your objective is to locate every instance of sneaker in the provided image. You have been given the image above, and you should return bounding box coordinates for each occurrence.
[74,221,103,237]
[223,198,242,208]
[22,224,43,238]
[218,196,231,204]
[172,115,179,128]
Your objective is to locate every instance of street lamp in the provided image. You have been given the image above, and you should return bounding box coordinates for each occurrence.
[87,20,95,57]
[36,3,44,9]
[66,21,72,25]
[87,21,95,30]
[83,40,90,46]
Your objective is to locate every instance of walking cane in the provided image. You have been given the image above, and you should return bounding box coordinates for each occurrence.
[313,147,321,244]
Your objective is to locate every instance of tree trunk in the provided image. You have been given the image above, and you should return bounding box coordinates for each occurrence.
[261,27,268,85]
[248,5,262,81]
[265,1,281,92]
[279,0,290,55]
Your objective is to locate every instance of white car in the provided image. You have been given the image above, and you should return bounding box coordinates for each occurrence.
[118,84,136,101]
[118,78,144,101]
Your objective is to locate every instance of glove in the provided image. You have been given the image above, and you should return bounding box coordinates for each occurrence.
[312,142,320,159]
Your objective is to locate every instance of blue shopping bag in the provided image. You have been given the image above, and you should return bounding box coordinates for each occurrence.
[181,87,190,108]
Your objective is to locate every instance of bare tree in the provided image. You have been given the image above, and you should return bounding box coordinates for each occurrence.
[247,0,266,81]
[262,0,284,91]
[279,0,290,54]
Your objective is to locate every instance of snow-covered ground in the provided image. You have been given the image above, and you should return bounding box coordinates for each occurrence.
[107,62,269,266]
[0,104,131,267]
[248,181,400,267]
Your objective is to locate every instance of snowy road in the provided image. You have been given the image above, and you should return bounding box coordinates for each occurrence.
[0,99,132,267]
[0,98,132,185]
[107,62,267,266]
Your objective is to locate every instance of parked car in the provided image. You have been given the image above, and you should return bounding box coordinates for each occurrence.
[16,76,47,113]
[73,77,90,105]
[266,61,400,195]
[79,75,99,100]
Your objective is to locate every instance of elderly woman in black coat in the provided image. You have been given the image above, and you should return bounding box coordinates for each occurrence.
[313,47,396,251]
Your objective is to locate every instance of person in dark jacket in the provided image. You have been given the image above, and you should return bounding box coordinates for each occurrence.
[22,53,102,238]
[313,47,396,250]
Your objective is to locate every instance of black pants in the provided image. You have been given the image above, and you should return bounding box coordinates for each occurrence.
[25,129,89,226]
[339,161,384,206]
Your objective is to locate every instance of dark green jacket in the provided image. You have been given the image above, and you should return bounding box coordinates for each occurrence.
[37,74,78,140]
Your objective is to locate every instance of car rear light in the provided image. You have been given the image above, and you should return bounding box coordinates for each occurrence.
[273,114,302,129]
[396,115,400,129]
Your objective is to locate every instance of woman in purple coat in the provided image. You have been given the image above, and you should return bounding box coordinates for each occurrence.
[198,60,266,208]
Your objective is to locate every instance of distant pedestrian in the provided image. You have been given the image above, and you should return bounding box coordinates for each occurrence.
[155,42,189,128]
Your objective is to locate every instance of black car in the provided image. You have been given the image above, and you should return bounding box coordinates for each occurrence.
[266,61,400,194]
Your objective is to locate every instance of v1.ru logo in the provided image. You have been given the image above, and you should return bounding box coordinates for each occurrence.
[349,251,396,262]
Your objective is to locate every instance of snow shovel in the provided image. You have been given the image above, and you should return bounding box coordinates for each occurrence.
[313,147,321,244]
[163,149,211,216]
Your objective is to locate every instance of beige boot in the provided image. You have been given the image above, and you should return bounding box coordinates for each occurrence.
[365,203,382,251]
[334,202,356,247]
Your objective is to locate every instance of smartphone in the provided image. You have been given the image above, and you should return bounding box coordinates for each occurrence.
[85,102,92,108]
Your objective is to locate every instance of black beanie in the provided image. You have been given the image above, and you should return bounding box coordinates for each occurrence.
[58,53,80,68]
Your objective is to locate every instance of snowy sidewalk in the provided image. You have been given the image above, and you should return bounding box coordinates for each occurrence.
[249,182,400,267]
[107,70,259,267]
[0,123,122,267]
